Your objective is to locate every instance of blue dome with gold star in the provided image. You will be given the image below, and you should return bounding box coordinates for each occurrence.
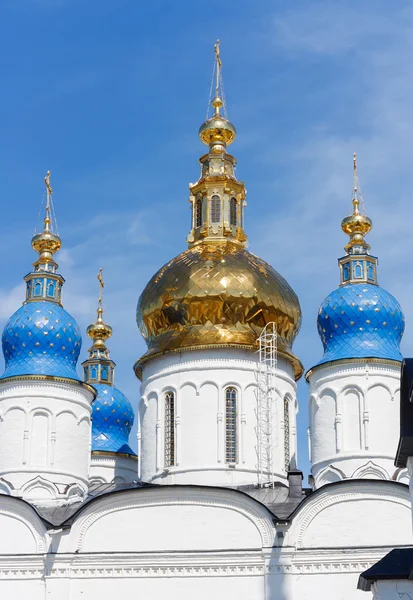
[82,269,136,457]
[312,154,405,370]
[1,174,82,382]
[91,383,135,455]
[316,283,404,366]
[1,302,82,380]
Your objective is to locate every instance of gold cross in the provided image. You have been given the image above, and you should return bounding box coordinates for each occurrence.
[97,267,104,307]
[214,39,222,69]
[44,170,53,196]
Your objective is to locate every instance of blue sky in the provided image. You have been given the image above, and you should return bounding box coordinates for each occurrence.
[1,0,413,478]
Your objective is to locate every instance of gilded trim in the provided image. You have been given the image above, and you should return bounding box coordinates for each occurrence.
[0,374,96,394]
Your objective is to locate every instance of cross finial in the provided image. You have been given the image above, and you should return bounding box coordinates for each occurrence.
[44,170,53,197]
[352,152,360,214]
[97,267,104,309]
[214,39,222,95]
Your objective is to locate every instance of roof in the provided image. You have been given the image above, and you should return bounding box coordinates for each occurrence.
[358,548,413,591]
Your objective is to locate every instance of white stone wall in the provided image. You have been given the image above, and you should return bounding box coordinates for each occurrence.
[89,453,138,486]
[138,347,298,486]
[0,481,409,599]
[370,580,413,599]
[307,361,403,488]
[0,379,93,504]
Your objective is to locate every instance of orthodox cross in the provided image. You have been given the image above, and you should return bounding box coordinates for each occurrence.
[97,267,104,309]
[214,39,222,94]
[44,170,53,222]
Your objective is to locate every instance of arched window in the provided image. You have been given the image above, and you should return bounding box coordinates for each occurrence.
[164,391,175,467]
[284,396,290,471]
[230,197,238,226]
[34,280,43,296]
[211,195,221,223]
[195,198,202,228]
[367,262,374,280]
[354,262,363,279]
[225,387,237,464]
[47,281,55,298]
[101,366,108,381]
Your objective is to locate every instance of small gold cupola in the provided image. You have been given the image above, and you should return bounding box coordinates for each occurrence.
[187,40,247,247]
[82,268,116,386]
[339,153,378,286]
[24,171,65,304]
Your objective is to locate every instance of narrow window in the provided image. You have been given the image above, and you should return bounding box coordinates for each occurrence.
[164,391,175,467]
[34,280,43,296]
[225,387,237,463]
[354,262,363,279]
[47,281,55,298]
[367,262,374,280]
[284,396,290,471]
[211,195,221,223]
[230,197,238,226]
[195,198,202,228]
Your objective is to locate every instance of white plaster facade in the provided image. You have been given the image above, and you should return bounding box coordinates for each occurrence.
[89,452,138,486]
[139,347,298,486]
[0,378,93,505]
[307,360,405,488]
[0,480,410,599]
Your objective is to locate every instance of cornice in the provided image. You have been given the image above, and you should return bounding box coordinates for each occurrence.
[0,378,95,401]
[141,356,295,390]
[306,358,401,383]
[0,546,407,579]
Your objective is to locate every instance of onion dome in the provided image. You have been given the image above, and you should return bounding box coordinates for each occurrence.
[309,154,404,373]
[135,41,303,379]
[82,270,136,456]
[1,172,82,382]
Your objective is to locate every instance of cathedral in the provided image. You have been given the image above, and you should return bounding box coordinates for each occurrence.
[0,43,410,600]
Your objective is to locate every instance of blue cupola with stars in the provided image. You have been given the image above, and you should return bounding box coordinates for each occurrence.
[313,154,404,369]
[1,172,82,382]
[82,270,136,456]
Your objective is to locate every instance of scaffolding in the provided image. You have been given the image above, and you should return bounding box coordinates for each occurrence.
[255,322,278,488]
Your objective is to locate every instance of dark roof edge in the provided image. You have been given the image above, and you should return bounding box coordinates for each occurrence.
[358,547,413,591]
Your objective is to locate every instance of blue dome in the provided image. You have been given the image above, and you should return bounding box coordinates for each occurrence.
[315,283,404,367]
[91,383,136,455]
[1,301,82,380]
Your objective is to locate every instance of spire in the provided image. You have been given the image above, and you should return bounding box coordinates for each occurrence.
[82,268,115,386]
[31,171,62,268]
[187,41,246,247]
[341,153,372,254]
[24,171,65,304]
[338,154,378,286]
[198,40,236,151]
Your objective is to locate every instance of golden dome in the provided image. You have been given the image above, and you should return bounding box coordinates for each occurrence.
[135,241,303,379]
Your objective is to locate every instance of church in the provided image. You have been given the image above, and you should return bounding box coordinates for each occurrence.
[0,43,410,600]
